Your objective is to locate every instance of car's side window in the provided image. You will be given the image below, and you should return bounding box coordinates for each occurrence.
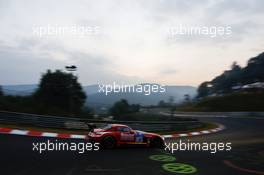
[123,127,130,132]
[117,127,130,132]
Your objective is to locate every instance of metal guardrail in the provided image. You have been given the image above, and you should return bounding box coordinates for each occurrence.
[0,110,202,132]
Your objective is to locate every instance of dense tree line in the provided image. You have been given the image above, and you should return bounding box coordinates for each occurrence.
[198,52,264,97]
[109,99,140,119]
[0,70,88,117]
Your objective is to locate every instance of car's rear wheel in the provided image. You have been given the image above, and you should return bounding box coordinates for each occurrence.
[102,136,116,149]
[150,137,164,148]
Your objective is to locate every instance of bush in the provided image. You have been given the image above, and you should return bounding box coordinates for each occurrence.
[109,99,140,119]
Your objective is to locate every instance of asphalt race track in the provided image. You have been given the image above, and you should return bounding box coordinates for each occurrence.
[1,116,264,175]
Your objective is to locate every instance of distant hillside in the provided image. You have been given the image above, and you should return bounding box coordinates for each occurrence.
[2,84,197,107]
[86,85,197,107]
[198,52,264,97]
[2,84,37,96]
[83,85,101,95]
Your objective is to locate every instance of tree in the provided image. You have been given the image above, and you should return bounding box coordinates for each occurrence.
[184,94,190,102]
[158,100,166,107]
[167,96,175,117]
[243,52,264,83]
[109,99,130,116]
[168,96,175,106]
[109,99,140,116]
[34,70,86,115]
[198,53,264,97]
[130,104,140,113]
[0,86,3,97]
[197,82,211,98]
[0,86,3,107]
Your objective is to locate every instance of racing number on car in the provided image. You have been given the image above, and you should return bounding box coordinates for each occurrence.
[120,133,134,141]
[135,132,144,143]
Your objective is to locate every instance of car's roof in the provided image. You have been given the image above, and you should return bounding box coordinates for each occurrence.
[110,124,129,128]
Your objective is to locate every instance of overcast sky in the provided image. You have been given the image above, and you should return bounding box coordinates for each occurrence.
[0,0,264,86]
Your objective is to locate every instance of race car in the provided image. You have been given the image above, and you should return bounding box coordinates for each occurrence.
[87,124,164,149]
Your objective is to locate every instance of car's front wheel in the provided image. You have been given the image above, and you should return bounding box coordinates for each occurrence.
[102,136,116,149]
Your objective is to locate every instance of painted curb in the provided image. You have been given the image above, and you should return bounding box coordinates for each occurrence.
[0,127,87,139]
[162,124,225,139]
[0,124,225,140]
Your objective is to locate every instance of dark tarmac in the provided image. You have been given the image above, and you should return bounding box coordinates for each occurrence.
[1,116,264,175]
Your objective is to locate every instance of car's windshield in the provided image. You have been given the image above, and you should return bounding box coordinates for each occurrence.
[101,124,112,131]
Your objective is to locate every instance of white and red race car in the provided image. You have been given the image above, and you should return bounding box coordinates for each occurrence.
[88,124,164,149]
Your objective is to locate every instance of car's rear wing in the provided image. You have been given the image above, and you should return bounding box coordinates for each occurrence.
[86,123,97,132]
